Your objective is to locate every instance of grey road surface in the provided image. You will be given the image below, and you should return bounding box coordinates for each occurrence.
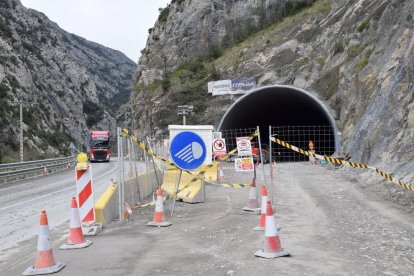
[1,162,413,275]
[0,161,120,253]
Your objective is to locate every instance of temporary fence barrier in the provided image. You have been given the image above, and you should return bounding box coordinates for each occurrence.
[121,128,254,189]
[270,136,414,193]
[269,125,335,163]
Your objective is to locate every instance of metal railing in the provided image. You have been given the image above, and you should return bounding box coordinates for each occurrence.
[0,156,75,184]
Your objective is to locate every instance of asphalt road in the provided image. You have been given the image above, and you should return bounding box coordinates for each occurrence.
[0,160,120,253]
[1,162,413,275]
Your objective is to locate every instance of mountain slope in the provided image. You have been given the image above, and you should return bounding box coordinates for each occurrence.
[132,0,413,204]
[0,0,135,161]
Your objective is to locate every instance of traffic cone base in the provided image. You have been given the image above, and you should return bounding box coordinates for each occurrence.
[23,262,66,275]
[60,239,92,250]
[254,248,290,259]
[81,223,103,236]
[253,225,265,231]
[146,221,172,227]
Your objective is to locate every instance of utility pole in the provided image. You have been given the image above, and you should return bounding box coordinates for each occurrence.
[177,105,194,125]
[19,103,23,162]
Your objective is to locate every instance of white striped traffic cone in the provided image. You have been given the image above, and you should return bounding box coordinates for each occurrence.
[271,161,276,178]
[254,186,268,231]
[255,200,290,258]
[147,187,172,227]
[242,178,260,213]
[23,211,65,275]
[43,166,48,176]
[60,197,92,249]
[219,166,224,183]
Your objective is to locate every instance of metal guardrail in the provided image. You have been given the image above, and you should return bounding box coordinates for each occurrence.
[0,156,75,184]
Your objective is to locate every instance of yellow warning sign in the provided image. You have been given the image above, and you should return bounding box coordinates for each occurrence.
[234,157,254,172]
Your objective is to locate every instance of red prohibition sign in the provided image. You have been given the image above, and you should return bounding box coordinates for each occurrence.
[214,139,225,151]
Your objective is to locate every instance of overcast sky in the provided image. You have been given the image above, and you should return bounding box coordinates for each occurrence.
[20,0,171,63]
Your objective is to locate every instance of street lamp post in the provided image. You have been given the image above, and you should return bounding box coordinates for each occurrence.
[177,105,194,125]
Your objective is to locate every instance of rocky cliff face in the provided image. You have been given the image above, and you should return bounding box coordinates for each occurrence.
[0,0,135,161]
[132,0,413,203]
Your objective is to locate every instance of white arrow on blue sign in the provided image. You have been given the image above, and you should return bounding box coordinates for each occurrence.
[170,131,206,170]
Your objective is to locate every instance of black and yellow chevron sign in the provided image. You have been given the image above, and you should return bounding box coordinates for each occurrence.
[270,137,414,193]
[122,128,252,189]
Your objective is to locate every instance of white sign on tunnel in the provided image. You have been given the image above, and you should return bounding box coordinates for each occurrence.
[208,78,256,96]
[236,137,252,157]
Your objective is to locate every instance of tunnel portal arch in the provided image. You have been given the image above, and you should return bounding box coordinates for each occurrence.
[218,85,340,161]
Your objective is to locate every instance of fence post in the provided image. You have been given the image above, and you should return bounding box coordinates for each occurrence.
[130,136,141,203]
[117,127,122,222]
[256,126,266,187]
[146,137,160,187]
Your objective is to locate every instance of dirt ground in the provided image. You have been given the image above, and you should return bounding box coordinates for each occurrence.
[2,162,414,276]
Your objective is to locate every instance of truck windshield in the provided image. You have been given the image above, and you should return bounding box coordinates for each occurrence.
[91,139,109,149]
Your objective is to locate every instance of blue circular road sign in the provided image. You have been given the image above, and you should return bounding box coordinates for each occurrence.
[170,131,206,170]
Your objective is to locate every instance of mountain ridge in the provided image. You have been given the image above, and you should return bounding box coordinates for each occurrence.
[0,0,135,161]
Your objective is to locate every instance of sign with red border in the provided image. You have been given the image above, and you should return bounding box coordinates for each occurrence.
[236,137,252,156]
[213,138,227,157]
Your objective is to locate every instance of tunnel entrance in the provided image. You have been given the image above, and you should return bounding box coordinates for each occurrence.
[218,85,340,162]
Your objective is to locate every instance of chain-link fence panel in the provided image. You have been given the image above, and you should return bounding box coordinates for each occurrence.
[270,125,335,163]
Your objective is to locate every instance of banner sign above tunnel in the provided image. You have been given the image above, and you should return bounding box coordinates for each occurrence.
[208,77,256,96]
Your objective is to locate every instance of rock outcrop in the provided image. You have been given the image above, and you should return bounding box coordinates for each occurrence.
[0,0,135,161]
[132,0,413,204]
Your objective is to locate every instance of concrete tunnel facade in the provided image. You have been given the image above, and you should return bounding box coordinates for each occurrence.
[218,85,340,160]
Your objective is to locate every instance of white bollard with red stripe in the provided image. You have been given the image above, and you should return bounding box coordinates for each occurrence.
[76,168,95,223]
[75,153,102,236]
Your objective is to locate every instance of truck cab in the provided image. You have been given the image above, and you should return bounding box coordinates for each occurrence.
[88,131,110,162]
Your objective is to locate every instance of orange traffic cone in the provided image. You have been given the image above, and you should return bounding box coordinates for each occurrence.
[124,202,132,220]
[254,186,268,231]
[147,187,172,227]
[219,166,225,183]
[23,211,65,275]
[43,166,48,176]
[255,200,290,258]
[242,178,260,213]
[60,197,92,249]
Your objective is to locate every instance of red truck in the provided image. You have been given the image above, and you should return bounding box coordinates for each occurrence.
[87,131,111,162]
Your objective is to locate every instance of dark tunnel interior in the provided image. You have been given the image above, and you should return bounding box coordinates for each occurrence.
[218,86,337,162]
